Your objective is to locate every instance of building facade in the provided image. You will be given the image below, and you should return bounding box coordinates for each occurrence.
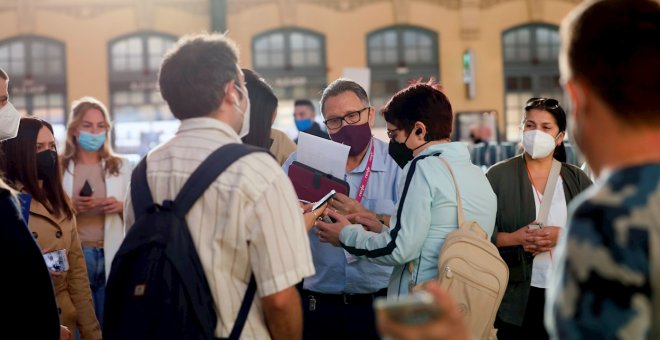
[0,0,580,155]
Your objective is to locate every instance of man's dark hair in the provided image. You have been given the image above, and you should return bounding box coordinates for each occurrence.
[242,68,278,149]
[0,67,8,81]
[319,79,370,116]
[562,0,660,125]
[294,99,315,113]
[382,81,453,141]
[0,118,74,219]
[159,33,239,120]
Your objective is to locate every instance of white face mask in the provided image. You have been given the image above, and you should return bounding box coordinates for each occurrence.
[233,84,250,138]
[0,101,20,141]
[522,130,559,159]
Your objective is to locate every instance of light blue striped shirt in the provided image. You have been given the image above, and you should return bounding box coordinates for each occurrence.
[282,138,401,294]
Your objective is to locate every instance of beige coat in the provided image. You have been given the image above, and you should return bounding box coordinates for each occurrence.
[29,199,101,340]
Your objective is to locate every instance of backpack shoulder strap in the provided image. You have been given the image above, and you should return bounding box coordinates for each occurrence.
[130,156,155,220]
[174,143,267,215]
[437,156,487,238]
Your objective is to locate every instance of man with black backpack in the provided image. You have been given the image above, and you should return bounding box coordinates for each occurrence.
[104,33,315,340]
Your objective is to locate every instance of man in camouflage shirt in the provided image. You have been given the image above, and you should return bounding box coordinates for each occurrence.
[547,0,660,338]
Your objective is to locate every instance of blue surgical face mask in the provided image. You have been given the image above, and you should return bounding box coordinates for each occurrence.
[78,131,106,152]
[295,118,313,132]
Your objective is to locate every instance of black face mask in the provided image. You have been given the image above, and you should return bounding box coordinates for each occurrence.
[388,139,413,169]
[36,150,57,181]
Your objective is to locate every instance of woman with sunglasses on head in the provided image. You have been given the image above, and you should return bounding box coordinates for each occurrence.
[60,97,132,327]
[0,117,101,339]
[486,98,592,339]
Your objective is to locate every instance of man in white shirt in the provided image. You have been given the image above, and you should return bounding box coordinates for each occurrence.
[123,33,315,339]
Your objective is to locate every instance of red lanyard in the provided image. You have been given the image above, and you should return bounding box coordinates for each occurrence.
[355,140,375,203]
[525,164,543,205]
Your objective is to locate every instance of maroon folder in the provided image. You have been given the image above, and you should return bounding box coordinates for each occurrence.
[288,161,350,203]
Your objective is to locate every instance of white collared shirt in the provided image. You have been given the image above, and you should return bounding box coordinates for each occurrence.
[124,117,315,339]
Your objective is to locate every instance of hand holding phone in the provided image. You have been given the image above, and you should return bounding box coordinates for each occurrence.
[312,189,336,212]
[374,291,442,325]
[79,180,93,197]
[528,222,543,231]
[375,282,470,340]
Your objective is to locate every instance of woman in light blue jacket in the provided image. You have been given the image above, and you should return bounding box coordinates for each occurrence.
[316,82,497,297]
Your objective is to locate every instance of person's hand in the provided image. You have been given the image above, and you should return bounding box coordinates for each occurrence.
[531,226,561,256]
[328,192,368,215]
[303,203,327,232]
[377,281,469,340]
[346,212,384,233]
[60,325,71,340]
[72,196,96,214]
[102,196,123,214]
[512,225,538,253]
[315,209,351,246]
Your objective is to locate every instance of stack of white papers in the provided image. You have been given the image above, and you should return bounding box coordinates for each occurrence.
[297,132,350,178]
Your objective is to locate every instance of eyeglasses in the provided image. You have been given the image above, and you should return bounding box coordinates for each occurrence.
[324,107,369,130]
[386,128,401,139]
[525,98,560,111]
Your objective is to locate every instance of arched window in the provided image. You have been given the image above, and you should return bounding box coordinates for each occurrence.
[252,28,326,100]
[108,32,176,156]
[502,24,562,141]
[367,26,439,128]
[0,36,67,147]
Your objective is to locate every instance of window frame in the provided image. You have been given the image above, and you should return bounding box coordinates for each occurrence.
[502,24,563,142]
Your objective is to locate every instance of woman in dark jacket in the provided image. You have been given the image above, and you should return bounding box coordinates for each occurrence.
[486,98,592,339]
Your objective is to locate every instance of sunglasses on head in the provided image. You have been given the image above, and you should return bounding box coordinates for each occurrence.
[524,98,560,111]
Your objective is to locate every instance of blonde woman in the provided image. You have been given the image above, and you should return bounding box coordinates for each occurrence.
[61,97,132,325]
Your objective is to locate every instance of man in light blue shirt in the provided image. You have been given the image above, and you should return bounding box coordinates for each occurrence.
[282,78,401,340]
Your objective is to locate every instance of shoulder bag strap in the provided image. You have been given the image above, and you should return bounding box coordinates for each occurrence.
[537,159,562,225]
[130,156,155,220]
[436,156,465,227]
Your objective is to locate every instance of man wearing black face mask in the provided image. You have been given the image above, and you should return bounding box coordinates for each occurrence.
[282,78,402,340]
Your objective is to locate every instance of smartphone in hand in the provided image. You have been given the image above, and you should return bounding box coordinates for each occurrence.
[79,180,93,197]
[374,291,442,325]
[312,189,336,211]
[528,222,543,230]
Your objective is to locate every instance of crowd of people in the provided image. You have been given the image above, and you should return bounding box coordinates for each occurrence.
[0,0,658,339]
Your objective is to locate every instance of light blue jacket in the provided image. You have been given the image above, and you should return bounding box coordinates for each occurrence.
[340,142,497,297]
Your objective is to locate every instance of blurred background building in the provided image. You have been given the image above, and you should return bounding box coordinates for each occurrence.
[0,0,580,162]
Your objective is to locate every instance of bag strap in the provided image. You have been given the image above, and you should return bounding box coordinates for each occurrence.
[130,156,155,220]
[437,157,465,228]
[173,143,265,214]
[226,275,257,340]
[537,159,561,225]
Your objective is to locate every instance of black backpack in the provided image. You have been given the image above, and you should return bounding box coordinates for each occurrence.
[104,143,266,340]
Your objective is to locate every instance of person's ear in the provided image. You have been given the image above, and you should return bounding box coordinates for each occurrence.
[564,78,590,121]
[223,80,238,105]
[414,122,427,140]
[367,107,375,127]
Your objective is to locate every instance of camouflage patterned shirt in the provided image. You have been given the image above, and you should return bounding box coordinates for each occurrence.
[547,163,660,339]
